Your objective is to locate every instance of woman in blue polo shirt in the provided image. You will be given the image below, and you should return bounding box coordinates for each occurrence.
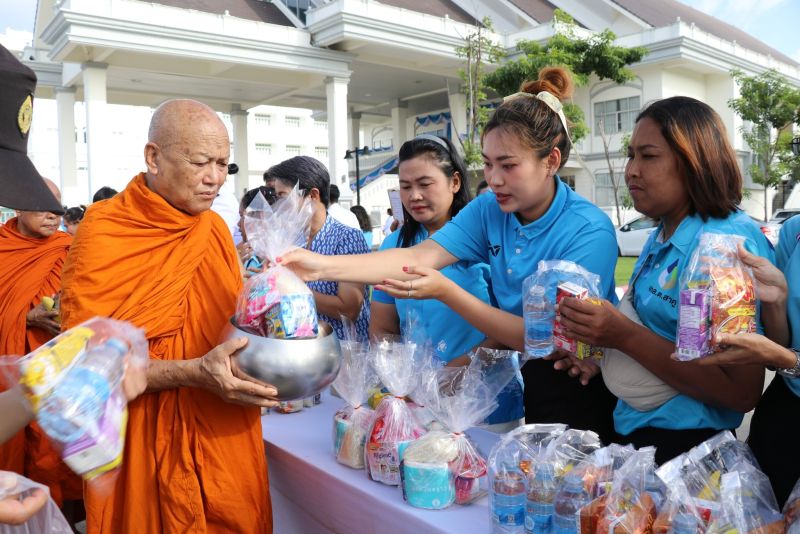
[280,67,620,443]
[694,217,800,506]
[371,134,522,429]
[557,96,771,464]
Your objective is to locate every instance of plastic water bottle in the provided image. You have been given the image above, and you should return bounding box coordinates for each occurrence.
[644,471,666,512]
[38,338,128,443]
[668,512,699,534]
[493,462,527,531]
[526,462,556,533]
[552,473,591,534]
[525,285,555,358]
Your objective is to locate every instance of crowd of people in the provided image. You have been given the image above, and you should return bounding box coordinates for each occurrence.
[1,40,799,533]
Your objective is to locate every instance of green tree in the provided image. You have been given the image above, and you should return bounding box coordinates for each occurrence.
[455,17,505,169]
[729,69,800,220]
[484,9,646,144]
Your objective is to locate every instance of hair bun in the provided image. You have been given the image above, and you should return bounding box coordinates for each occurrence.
[519,66,574,101]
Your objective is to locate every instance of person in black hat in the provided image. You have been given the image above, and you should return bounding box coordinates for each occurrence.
[0,45,63,215]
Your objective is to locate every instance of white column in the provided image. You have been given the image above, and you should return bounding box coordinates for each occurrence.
[326,76,350,200]
[231,104,250,197]
[447,88,467,144]
[390,99,409,150]
[347,111,361,187]
[55,87,77,193]
[82,62,108,202]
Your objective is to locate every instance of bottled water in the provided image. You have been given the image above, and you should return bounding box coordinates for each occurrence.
[552,473,591,534]
[644,471,667,512]
[38,338,128,443]
[525,285,555,358]
[526,462,556,533]
[493,462,527,531]
[668,512,699,534]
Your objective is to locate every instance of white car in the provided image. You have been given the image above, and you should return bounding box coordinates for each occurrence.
[616,216,657,257]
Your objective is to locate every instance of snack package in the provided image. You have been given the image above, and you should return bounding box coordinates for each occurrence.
[401,348,520,509]
[705,462,783,534]
[675,233,756,361]
[785,478,800,534]
[332,331,377,469]
[591,448,659,534]
[2,318,147,481]
[364,337,428,486]
[523,260,605,360]
[0,471,72,533]
[234,186,318,339]
[487,424,568,533]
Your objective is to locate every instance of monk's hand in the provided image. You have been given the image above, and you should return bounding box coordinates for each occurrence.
[121,357,148,402]
[197,337,280,408]
[544,349,600,386]
[737,244,787,305]
[375,266,454,301]
[556,297,625,348]
[25,303,60,336]
[0,472,48,526]
[694,332,797,369]
[276,248,328,282]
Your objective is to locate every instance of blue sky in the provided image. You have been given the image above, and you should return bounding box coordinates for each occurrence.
[1,0,798,62]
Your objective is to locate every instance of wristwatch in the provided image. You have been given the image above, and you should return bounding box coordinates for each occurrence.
[777,348,800,378]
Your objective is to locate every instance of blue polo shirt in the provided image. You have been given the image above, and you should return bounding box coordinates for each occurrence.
[777,217,800,397]
[373,228,492,362]
[431,177,618,315]
[614,211,776,436]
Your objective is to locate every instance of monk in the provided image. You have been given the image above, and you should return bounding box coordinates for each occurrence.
[0,178,85,507]
[60,99,277,533]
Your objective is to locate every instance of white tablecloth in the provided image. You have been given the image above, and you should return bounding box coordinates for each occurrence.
[262,392,499,533]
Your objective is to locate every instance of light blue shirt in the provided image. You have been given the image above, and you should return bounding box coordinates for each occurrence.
[777,216,800,397]
[615,212,776,435]
[431,178,619,314]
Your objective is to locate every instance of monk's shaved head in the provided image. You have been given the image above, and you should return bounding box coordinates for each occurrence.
[144,99,231,216]
[43,177,61,203]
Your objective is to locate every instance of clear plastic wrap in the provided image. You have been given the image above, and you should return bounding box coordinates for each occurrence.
[400,348,520,509]
[675,233,756,361]
[592,448,659,534]
[487,424,568,533]
[523,260,605,360]
[653,453,706,534]
[1,318,147,481]
[364,337,428,486]
[705,462,783,534]
[332,329,377,469]
[234,186,318,339]
[785,478,800,534]
[0,471,71,533]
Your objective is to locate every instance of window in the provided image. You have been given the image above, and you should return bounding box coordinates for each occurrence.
[314,120,327,129]
[286,144,301,156]
[315,146,328,159]
[285,116,301,128]
[255,114,271,126]
[595,172,625,207]
[255,143,272,155]
[594,96,640,135]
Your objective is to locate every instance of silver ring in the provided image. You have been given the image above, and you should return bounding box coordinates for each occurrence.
[407,289,411,297]
[409,280,413,290]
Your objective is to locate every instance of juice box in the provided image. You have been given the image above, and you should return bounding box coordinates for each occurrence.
[676,288,712,361]
[553,283,603,359]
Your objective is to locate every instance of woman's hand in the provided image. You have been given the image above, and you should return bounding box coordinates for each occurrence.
[737,244,786,304]
[276,248,328,282]
[696,332,797,369]
[375,265,455,301]
[236,241,254,264]
[0,473,48,526]
[25,303,60,336]
[545,349,601,386]
[556,297,630,349]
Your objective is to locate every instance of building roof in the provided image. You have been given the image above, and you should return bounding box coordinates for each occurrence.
[612,0,798,66]
[506,0,557,24]
[376,0,477,25]
[145,0,293,26]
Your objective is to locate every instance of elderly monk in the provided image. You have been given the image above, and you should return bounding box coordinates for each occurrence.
[0,178,84,507]
[60,99,277,533]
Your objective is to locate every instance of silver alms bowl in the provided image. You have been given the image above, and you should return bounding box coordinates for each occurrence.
[221,319,342,401]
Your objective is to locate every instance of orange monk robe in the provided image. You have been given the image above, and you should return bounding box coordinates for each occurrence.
[0,218,82,505]
[61,173,271,534]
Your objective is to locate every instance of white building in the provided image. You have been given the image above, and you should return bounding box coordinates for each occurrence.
[20,0,800,223]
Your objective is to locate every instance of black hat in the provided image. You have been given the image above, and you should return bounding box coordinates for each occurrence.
[0,45,64,215]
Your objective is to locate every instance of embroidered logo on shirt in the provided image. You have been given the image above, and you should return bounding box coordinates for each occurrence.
[488,245,501,257]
